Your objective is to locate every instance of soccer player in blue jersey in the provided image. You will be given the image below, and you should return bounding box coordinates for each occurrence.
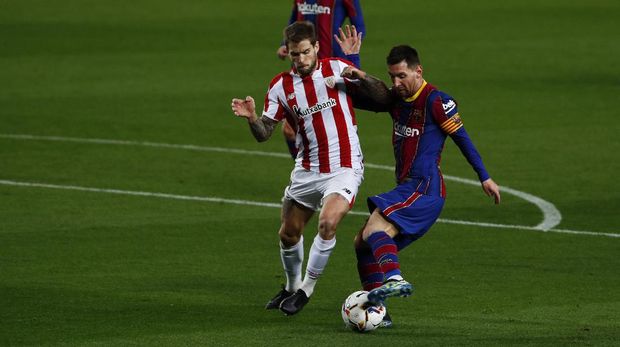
[277,0,365,61]
[278,0,366,158]
[342,45,501,327]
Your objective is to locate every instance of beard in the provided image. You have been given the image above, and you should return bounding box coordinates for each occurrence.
[296,59,317,76]
[395,86,410,98]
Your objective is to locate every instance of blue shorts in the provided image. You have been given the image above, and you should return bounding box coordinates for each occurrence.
[367,180,444,250]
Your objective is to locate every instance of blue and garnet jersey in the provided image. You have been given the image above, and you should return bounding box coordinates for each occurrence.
[389,81,490,197]
[285,0,365,61]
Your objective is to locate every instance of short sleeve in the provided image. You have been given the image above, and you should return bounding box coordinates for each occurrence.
[262,74,287,122]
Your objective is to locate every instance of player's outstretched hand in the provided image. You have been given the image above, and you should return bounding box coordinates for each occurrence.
[341,66,366,80]
[335,24,362,55]
[231,96,257,120]
[276,45,288,60]
[481,178,501,205]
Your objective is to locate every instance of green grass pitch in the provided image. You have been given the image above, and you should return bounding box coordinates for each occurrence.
[1,0,619,345]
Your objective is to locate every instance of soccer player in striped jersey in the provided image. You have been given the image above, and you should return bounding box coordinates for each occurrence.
[278,0,366,159]
[231,22,364,316]
[277,0,365,62]
[341,45,501,326]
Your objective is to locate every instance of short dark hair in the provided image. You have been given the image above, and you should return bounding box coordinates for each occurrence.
[284,21,317,46]
[386,45,421,67]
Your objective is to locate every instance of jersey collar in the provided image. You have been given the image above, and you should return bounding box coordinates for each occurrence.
[404,80,427,102]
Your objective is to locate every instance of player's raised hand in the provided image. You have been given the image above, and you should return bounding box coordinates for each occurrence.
[231,96,257,120]
[341,66,366,80]
[276,45,288,60]
[481,178,501,205]
[335,25,362,55]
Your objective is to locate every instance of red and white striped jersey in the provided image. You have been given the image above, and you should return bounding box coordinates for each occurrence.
[262,58,363,173]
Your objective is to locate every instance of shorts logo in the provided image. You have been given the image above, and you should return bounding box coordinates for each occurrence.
[442,99,456,114]
[293,98,337,118]
[324,76,336,89]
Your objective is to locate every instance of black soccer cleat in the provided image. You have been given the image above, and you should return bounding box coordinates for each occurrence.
[279,289,309,315]
[265,288,294,310]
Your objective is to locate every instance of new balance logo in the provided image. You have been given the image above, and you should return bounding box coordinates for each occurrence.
[297,2,331,15]
[343,188,352,195]
[293,98,337,118]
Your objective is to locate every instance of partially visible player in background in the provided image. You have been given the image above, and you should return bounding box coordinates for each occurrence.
[232,22,364,316]
[341,45,501,327]
[277,0,366,159]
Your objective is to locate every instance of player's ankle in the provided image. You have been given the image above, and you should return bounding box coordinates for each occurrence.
[386,275,403,282]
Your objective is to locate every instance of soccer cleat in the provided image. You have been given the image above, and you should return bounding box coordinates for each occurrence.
[367,279,413,304]
[379,311,393,328]
[265,288,294,310]
[279,289,309,315]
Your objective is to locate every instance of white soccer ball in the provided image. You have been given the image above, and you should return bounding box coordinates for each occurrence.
[341,290,386,332]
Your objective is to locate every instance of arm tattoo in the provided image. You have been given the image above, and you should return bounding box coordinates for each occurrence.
[248,115,278,142]
[358,74,393,106]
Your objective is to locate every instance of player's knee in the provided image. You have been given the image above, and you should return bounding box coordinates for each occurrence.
[279,224,303,247]
[362,228,380,242]
[317,215,341,239]
[279,229,301,247]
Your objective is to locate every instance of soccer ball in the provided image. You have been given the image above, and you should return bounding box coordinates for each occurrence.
[341,290,386,332]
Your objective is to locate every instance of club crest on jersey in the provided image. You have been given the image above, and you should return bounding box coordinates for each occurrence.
[411,109,423,122]
[287,92,296,100]
[324,76,336,89]
[293,98,337,118]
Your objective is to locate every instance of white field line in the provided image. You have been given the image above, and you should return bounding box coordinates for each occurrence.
[1,133,612,238]
[0,179,617,239]
[0,134,561,230]
[364,163,562,231]
[0,179,282,209]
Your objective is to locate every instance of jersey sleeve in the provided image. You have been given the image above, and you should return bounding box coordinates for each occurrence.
[345,53,360,68]
[345,0,366,38]
[431,93,490,182]
[431,93,463,135]
[330,57,361,85]
[261,75,287,122]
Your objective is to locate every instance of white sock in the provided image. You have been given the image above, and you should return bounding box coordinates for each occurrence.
[280,236,304,292]
[300,234,336,297]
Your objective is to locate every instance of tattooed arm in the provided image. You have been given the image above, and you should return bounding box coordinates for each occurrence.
[341,67,393,112]
[231,96,278,142]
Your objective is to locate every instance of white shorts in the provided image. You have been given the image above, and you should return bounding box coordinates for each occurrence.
[283,166,364,211]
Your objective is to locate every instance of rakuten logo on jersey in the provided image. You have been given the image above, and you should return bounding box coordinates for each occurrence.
[297,2,331,15]
[293,98,337,118]
[394,123,420,138]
